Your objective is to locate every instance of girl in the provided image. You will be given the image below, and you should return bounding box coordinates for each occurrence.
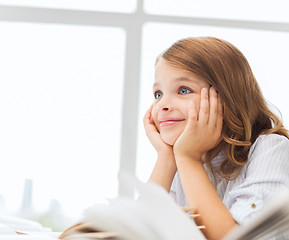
[144,37,289,240]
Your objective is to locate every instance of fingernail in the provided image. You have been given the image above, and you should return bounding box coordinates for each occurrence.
[202,88,208,94]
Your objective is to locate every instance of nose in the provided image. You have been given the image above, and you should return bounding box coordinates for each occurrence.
[156,96,173,112]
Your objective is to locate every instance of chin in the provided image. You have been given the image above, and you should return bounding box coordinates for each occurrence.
[160,133,179,146]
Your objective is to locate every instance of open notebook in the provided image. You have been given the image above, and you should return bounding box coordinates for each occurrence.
[0,215,59,239]
[2,174,289,239]
[59,173,206,240]
[59,173,289,240]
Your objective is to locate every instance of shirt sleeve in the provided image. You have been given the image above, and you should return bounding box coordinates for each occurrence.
[228,134,289,224]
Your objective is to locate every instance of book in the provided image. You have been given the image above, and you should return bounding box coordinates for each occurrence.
[0,214,60,239]
[59,173,206,240]
[0,215,52,234]
[59,173,289,240]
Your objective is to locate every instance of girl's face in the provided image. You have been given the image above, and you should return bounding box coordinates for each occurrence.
[152,59,210,146]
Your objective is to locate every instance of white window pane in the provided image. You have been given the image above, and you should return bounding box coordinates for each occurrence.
[144,0,289,23]
[0,22,125,219]
[137,22,289,182]
[0,0,136,13]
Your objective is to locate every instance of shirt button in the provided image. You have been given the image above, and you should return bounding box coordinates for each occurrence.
[251,203,256,209]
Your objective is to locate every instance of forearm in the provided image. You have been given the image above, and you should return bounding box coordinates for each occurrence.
[149,154,177,192]
[176,157,236,240]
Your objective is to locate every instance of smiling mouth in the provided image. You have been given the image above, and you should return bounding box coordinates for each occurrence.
[160,120,185,127]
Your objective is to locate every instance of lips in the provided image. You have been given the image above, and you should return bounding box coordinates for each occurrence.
[159,118,185,127]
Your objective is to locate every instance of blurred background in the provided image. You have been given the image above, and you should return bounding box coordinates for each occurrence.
[0,0,289,231]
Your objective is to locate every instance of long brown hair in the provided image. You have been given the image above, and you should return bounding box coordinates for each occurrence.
[159,36,289,180]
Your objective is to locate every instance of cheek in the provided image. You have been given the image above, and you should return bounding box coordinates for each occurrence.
[181,97,201,118]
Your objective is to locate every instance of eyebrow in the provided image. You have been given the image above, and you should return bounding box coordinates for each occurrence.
[153,77,201,89]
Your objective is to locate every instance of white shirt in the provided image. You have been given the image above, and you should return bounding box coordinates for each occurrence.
[169,133,289,224]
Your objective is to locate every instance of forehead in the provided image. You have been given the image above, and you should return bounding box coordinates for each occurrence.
[154,59,208,87]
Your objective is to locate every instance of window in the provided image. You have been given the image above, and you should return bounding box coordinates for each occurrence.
[1,1,289,230]
[0,21,125,218]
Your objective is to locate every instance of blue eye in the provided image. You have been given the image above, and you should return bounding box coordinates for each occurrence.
[179,87,192,95]
[154,91,163,99]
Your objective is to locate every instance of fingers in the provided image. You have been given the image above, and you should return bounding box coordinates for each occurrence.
[187,100,197,127]
[216,95,223,131]
[208,86,219,127]
[198,86,222,129]
[143,104,158,133]
[198,88,209,123]
[144,104,153,122]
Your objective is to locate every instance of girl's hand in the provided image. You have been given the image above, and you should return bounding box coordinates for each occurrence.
[143,104,174,156]
[173,87,223,161]
[145,105,177,191]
